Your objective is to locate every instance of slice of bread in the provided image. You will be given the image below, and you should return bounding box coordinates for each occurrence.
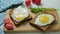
[9,9,32,26]
[10,15,32,26]
[29,10,58,32]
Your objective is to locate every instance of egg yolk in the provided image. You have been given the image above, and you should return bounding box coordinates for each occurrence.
[15,14,24,21]
[39,15,49,23]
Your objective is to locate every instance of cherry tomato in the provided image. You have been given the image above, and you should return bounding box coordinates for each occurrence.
[4,19,10,24]
[5,23,13,30]
[35,0,41,5]
[25,0,31,6]
[32,0,35,3]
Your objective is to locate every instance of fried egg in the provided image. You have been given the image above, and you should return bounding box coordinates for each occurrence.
[12,6,29,22]
[34,14,54,26]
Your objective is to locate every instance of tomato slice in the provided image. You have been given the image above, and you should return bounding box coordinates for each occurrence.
[5,23,13,30]
[4,19,10,24]
[25,0,31,6]
[35,0,41,5]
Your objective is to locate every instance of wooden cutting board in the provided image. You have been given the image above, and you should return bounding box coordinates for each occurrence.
[4,9,60,32]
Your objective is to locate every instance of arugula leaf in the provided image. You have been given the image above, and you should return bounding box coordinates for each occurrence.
[30,7,56,14]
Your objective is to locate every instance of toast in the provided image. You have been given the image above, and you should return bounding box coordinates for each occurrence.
[29,10,58,32]
[9,9,32,26]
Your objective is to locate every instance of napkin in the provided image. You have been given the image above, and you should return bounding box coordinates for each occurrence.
[0,13,5,26]
[0,28,5,34]
[0,0,23,12]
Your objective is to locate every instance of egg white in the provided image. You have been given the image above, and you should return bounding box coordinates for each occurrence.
[12,6,29,22]
[34,14,54,26]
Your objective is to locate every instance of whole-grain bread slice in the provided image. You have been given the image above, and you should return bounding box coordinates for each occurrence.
[9,9,32,26]
[29,10,58,32]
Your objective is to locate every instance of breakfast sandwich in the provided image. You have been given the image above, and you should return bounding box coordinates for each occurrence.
[9,6,32,26]
[29,8,57,32]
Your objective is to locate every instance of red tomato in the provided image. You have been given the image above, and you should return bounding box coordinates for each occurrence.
[25,0,31,6]
[35,0,41,5]
[4,19,10,24]
[32,0,35,3]
[5,23,13,30]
